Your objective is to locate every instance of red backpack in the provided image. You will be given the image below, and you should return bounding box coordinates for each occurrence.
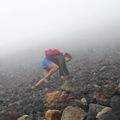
[45,49,61,57]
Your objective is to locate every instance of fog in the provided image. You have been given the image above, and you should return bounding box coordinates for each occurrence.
[0,0,120,88]
[0,0,120,59]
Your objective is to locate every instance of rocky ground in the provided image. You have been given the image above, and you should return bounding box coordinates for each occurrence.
[0,50,120,120]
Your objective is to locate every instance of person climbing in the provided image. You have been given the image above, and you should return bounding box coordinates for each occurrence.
[32,49,72,89]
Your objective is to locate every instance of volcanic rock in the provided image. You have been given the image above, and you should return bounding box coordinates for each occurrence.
[61,106,87,120]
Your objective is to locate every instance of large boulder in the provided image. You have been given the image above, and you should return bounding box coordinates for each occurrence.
[98,112,119,120]
[110,95,120,119]
[110,95,120,111]
[61,81,81,92]
[17,115,31,120]
[96,107,112,119]
[45,110,60,120]
[45,91,61,105]
[87,104,105,120]
[61,106,87,120]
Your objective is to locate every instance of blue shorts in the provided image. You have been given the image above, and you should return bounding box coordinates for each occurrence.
[42,58,53,69]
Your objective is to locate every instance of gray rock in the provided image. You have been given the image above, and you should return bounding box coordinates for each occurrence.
[98,112,118,120]
[110,95,120,111]
[87,104,105,120]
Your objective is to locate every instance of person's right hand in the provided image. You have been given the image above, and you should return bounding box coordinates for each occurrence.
[60,75,73,80]
[31,85,36,90]
[60,76,66,80]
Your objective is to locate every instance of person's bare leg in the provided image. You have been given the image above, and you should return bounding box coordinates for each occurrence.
[34,78,47,87]
[32,63,59,89]
[44,63,59,79]
[43,69,50,79]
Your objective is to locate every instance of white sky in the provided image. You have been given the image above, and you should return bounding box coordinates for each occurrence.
[0,0,120,57]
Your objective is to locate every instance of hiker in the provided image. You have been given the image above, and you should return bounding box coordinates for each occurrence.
[32,49,72,89]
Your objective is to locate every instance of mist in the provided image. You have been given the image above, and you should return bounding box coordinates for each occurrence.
[0,0,120,88]
[0,0,120,58]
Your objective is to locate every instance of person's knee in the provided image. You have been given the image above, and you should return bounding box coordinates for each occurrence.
[54,65,59,71]
[48,63,59,71]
